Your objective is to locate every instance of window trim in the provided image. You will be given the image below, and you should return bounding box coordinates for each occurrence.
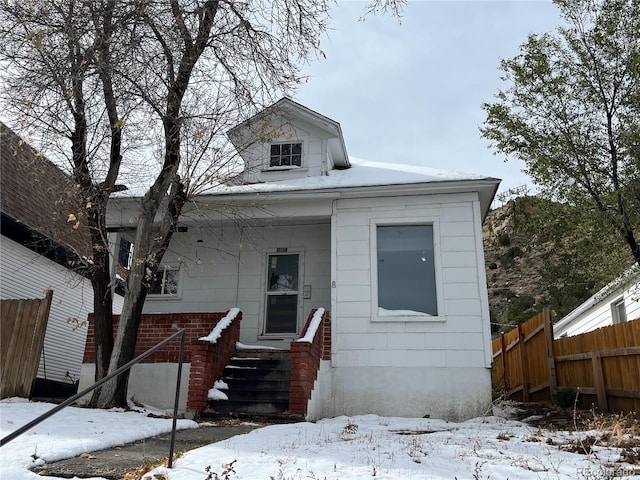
[259,248,305,338]
[611,297,627,324]
[147,264,182,299]
[370,218,444,323]
[267,141,304,170]
[118,237,133,270]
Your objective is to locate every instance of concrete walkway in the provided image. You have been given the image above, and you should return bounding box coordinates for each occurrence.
[33,423,260,480]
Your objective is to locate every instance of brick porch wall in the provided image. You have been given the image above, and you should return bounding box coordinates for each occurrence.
[289,309,331,415]
[187,317,240,412]
[83,311,241,413]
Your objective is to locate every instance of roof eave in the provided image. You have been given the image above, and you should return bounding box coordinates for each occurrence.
[199,177,500,214]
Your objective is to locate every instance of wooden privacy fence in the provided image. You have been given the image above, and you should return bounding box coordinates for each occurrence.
[492,308,556,403]
[0,290,53,399]
[492,307,640,415]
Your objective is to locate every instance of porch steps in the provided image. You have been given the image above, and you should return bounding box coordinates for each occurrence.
[204,349,300,422]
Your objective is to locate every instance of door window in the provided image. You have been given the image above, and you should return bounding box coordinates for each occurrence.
[265,254,299,334]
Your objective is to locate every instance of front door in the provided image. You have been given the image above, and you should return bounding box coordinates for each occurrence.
[265,253,300,334]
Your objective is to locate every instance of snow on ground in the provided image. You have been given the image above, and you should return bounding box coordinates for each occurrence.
[1,398,638,480]
[0,398,197,480]
[149,413,638,480]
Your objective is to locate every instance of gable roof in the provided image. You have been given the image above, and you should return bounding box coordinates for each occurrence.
[227,97,350,169]
[0,123,91,259]
[210,157,493,192]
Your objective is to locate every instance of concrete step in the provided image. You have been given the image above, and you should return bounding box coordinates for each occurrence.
[223,377,290,392]
[234,349,291,361]
[223,366,290,382]
[211,399,290,415]
[227,357,291,369]
[209,349,292,416]
[224,389,290,403]
[199,410,304,424]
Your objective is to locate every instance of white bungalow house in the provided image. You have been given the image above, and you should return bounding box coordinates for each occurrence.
[553,267,640,339]
[0,123,123,398]
[102,99,500,421]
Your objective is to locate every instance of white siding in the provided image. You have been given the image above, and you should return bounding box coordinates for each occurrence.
[329,193,492,421]
[111,189,494,420]
[237,120,331,183]
[628,291,640,322]
[0,237,123,384]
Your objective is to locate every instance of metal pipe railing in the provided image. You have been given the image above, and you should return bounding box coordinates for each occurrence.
[1,328,187,469]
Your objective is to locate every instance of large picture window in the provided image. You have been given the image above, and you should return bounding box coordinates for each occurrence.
[270,142,302,167]
[376,224,438,317]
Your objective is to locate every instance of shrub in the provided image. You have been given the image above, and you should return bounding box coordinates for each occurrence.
[507,246,523,259]
[507,294,537,324]
[498,233,511,246]
[553,387,577,408]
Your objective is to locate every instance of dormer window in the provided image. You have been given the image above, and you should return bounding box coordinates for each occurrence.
[270,142,302,168]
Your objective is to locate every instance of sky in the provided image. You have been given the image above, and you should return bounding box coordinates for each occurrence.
[2,398,635,480]
[295,0,564,197]
[0,1,564,199]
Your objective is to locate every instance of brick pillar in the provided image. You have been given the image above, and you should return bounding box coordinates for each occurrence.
[289,309,329,416]
[187,342,216,412]
[186,312,241,415]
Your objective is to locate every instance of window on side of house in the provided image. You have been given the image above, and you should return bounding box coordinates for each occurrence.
[115,236,133,296]
[611,297,627,323]
[118,237,133,270]
[270,142,302,168]
[374,223,439,319]
[148,265,180,297]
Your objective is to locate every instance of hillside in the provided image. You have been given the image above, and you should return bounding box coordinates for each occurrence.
[482,196,632,333]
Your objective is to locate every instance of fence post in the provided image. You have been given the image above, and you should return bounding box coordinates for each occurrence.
[27,290,53,393]
[500,332,508,394]
[591,351,609,412]
[543,307,557,400]
[518,323,530,402]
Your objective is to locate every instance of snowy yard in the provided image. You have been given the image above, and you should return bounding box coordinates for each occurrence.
[1,397,639,480]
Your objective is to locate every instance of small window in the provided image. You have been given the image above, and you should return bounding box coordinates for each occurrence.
[611,297,627,324]
[115,236,133,296]
[149,265,179,296]
[376,224,438,317]
[118,238,133,270]
[270,142,302,168]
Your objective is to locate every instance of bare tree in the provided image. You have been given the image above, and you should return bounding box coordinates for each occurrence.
[1,0,402,408]
[0,0,143,390]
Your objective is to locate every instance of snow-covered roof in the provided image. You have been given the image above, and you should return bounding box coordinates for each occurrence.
[110,157,500,221]
[203,158,497,195]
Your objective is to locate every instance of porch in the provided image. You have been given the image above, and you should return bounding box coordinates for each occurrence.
[115,214,333,350]
[79,308,331,420]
